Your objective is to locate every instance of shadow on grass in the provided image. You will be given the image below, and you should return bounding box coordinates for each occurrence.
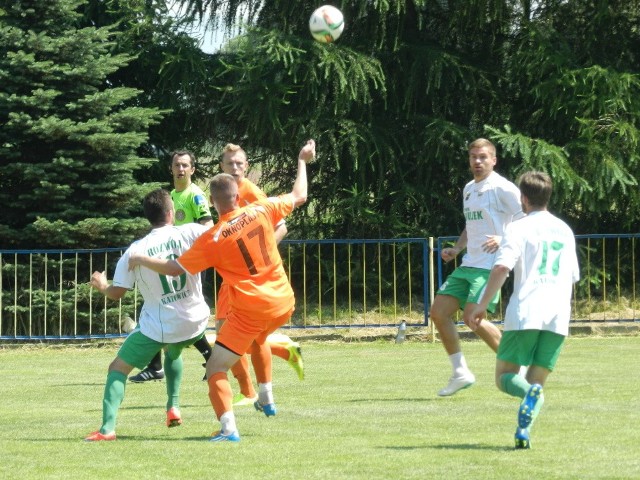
[347,397,438,403]
[51,383,105,387]
[119,403,203,411]
[431,443,512,451]
[381,443,511,452]
[93,434,250,442]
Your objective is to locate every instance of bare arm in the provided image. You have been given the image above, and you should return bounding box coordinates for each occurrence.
[441,228,468,263]
[128,255,185,276]
[90,271,128,301]
[291,139,315,207]
[274,222,288,244]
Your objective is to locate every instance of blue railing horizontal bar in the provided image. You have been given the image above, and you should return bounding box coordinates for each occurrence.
[0,247,125,254]
[2,234,639,342]
[280,238,429,246]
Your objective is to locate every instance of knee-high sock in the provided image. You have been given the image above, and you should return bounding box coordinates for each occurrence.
[193,336,212,362]
[101,370,127,434]
[230,355,256,398]
[270,343,289,361]
[500,372,530,398]
[164,352,183,410]
[250,341,272,384]
[208,372,233,419]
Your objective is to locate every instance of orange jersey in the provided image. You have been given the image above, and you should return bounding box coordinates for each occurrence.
[215,178,283,320]
[178,194,295,318]
[238,178,266,206]
[238,178,285,231]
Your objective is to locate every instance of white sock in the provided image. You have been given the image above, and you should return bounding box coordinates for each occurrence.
[220,411,237,434]
[258,382,274,405]
[449,352,469,376]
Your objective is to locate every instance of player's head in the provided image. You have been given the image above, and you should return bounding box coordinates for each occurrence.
[143,189,174,227]
[209,173,239,214]
[467,138,497,181]
[220,143,248,184]
[171,150,196,186]
[518,171,552,213]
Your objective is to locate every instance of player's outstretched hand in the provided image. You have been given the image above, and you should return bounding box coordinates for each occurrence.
[464,305,486,332]
[298,139,316,163]
[90,271,108,292]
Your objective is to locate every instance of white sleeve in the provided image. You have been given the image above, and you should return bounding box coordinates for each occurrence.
[493,224,521,270]
[180,224,208,244]
[568,233,581,283]
[111,249,135,290]
[498,181,524,220]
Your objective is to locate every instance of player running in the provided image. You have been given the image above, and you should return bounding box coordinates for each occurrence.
[467,171,580,448]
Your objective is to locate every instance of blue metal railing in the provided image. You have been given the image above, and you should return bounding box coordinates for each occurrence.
[2,234,638,341]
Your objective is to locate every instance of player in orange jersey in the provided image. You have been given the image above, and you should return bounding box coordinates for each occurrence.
[218,144,304,408]
[129,139,315,442]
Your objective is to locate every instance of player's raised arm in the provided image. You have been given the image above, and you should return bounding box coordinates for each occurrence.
[128,254,185,276]
[291,139,315,207]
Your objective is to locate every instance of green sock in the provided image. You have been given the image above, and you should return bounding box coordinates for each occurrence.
[510,379,545,428]
[101,370,127,434]
[164,352,183,410]
[500,372,530,399]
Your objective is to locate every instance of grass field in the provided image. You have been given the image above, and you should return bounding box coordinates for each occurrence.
[1,336,639,479]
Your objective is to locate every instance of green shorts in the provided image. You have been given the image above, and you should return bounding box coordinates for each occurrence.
[437,266,500,312]
[497,330,565,371]
[118,328,206,370]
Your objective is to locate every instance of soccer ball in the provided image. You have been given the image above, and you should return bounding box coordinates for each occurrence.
[309,5,345,43]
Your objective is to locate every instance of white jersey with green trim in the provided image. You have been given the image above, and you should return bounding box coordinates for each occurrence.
[461,171,523,270]
[494,210,580,335]
[112,224,210,343]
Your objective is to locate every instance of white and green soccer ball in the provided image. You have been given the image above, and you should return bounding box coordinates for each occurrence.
[309,5,345,43]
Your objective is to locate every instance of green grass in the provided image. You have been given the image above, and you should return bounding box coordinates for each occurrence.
[1,337,639,479]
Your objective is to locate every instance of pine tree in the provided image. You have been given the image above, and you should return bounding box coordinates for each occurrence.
[0,0,166,248]
[80,0,220,174]
[176,0,640,238]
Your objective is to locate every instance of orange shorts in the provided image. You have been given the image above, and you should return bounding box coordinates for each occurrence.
[215,284,230,320]
[216,307,294,356]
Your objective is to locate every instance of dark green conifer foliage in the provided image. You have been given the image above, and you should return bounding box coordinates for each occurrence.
[0,0,165,248]
[176,0,640,238]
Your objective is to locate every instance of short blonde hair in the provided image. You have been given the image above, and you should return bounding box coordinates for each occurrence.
[467,138,496,156]
[221,143,247,161]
